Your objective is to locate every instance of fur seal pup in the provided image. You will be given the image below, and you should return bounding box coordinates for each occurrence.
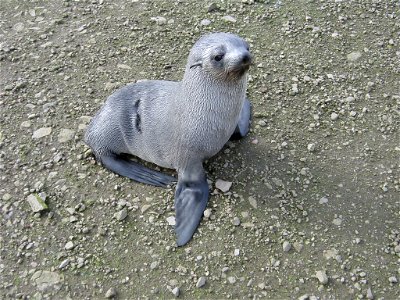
[85,32,252,246]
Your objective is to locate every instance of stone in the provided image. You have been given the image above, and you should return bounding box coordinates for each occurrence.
[203,208,212,218]
[330,112,339,121]
[282,241,292,252]
[200,19,211,26]
[31,270,63,292]
[196,276,206,288]
[58,129,75,143]
[114,208,128,221]
[248,196,257,209]
[166,216,176,226]
[151,16,167,25]
[347,51,362,62]
[27,194,48,213]
[105,287,117,298]
[172,287,180,297]
[367,287,374,299]
[215,179,232,193]
[222,15,236,23]
[307,143,316,152]
[315,270,328,285]
[64,241,74,250]
[32,127,52,139]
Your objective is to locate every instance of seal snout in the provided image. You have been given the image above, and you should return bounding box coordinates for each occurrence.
[241,52,252,66]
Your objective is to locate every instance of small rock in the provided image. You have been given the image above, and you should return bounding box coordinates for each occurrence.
[293,242,303,252]
[366,287,374,299]
[32,127,52,139]
[222,15,236,23]
[58,259,70,269]
[228,276,236,284]
[307,143,316,152]
[282,241,292,252]
[27,194,48,213]
[248,196,257,209]
[141,204,151,213]
[330,112,339,121]
[257,120,267,127]
[315,270,328,285]
[207,3,220,12]
[200,19,211,26]
[13,22,25,32]
[215,179,232,193]
[150,261,158,270]
[21,120,31,128]
[2,193,12,201]
[151,16,167,25]
[203,209,212,218]
[333,218,342,226]
[114,208,128,221]
[166,216,176,226]
[196,276,206,288]
[171,286,180,297]
[64,241,74,250]
[58,129,75,143]
[388,276,398,283]
[234,249,240,256]
[319,196,329,204]
[347,51,362,62]
[105,287,117,298]
[232,217,241,226]
[31,270,63,292]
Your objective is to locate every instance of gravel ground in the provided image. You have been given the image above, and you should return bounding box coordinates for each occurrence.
[1,0,399,299]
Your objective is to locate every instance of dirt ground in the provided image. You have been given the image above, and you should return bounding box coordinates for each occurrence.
[0,0,399,299]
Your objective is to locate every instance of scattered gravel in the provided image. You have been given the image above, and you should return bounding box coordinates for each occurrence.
[1,1,398,299]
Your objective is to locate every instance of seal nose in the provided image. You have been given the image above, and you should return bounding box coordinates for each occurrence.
[241,52,252,65]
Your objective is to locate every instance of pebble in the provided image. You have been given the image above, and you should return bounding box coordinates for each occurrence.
[315,270,328,285]
[141,204,151,213]
[248,196,257,209]
[21,120,31,128]
[196,276,206,288]
[347,51,362,62]
[58,259,70,269]
[2,193,12,201]
[293,242,303,252]
[200,19,211,26]
[58,129,75,143]
[166,216,176,226]
[105,287,117,298]
[319,196,329,204]
[26,193,48,213]
[151,16,167,25]
[215,179,232,193]
[228,276,236,284]
[31,270,63,292]
[203,208,212,219]
[307,143,316,152]
[388,276,398,283]
[64,241,74,250]
[222,15,237,23]
[234,249,240,256]
[114,208,128,221]
[367,287,374,299]
[282,241,292,252]
[232,217,241,226]
[150,261,158,270]
[32,127,52,139]
[257,120,267,127]
[330,112,339,121]
[171,286,180,297]
[332,218,342,226]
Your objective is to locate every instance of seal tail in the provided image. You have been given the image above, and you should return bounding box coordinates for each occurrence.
[101,154,176,188]
[174,167,209,246]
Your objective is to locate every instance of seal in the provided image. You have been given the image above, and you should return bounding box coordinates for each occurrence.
[85,32,252,246]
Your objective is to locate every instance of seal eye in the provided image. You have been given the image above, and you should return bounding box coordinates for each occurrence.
[214,54,224,62]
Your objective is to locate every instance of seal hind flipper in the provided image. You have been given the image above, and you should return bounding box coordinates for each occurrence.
[230,98,251,140]
[174,168,209,246]
[101,154,176,188]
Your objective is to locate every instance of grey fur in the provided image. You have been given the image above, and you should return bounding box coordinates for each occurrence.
[85,32,252,245]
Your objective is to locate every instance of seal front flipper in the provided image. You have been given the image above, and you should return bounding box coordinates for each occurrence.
[174,166,209,246]
[230,98,251,140]
[101,154,176,188]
